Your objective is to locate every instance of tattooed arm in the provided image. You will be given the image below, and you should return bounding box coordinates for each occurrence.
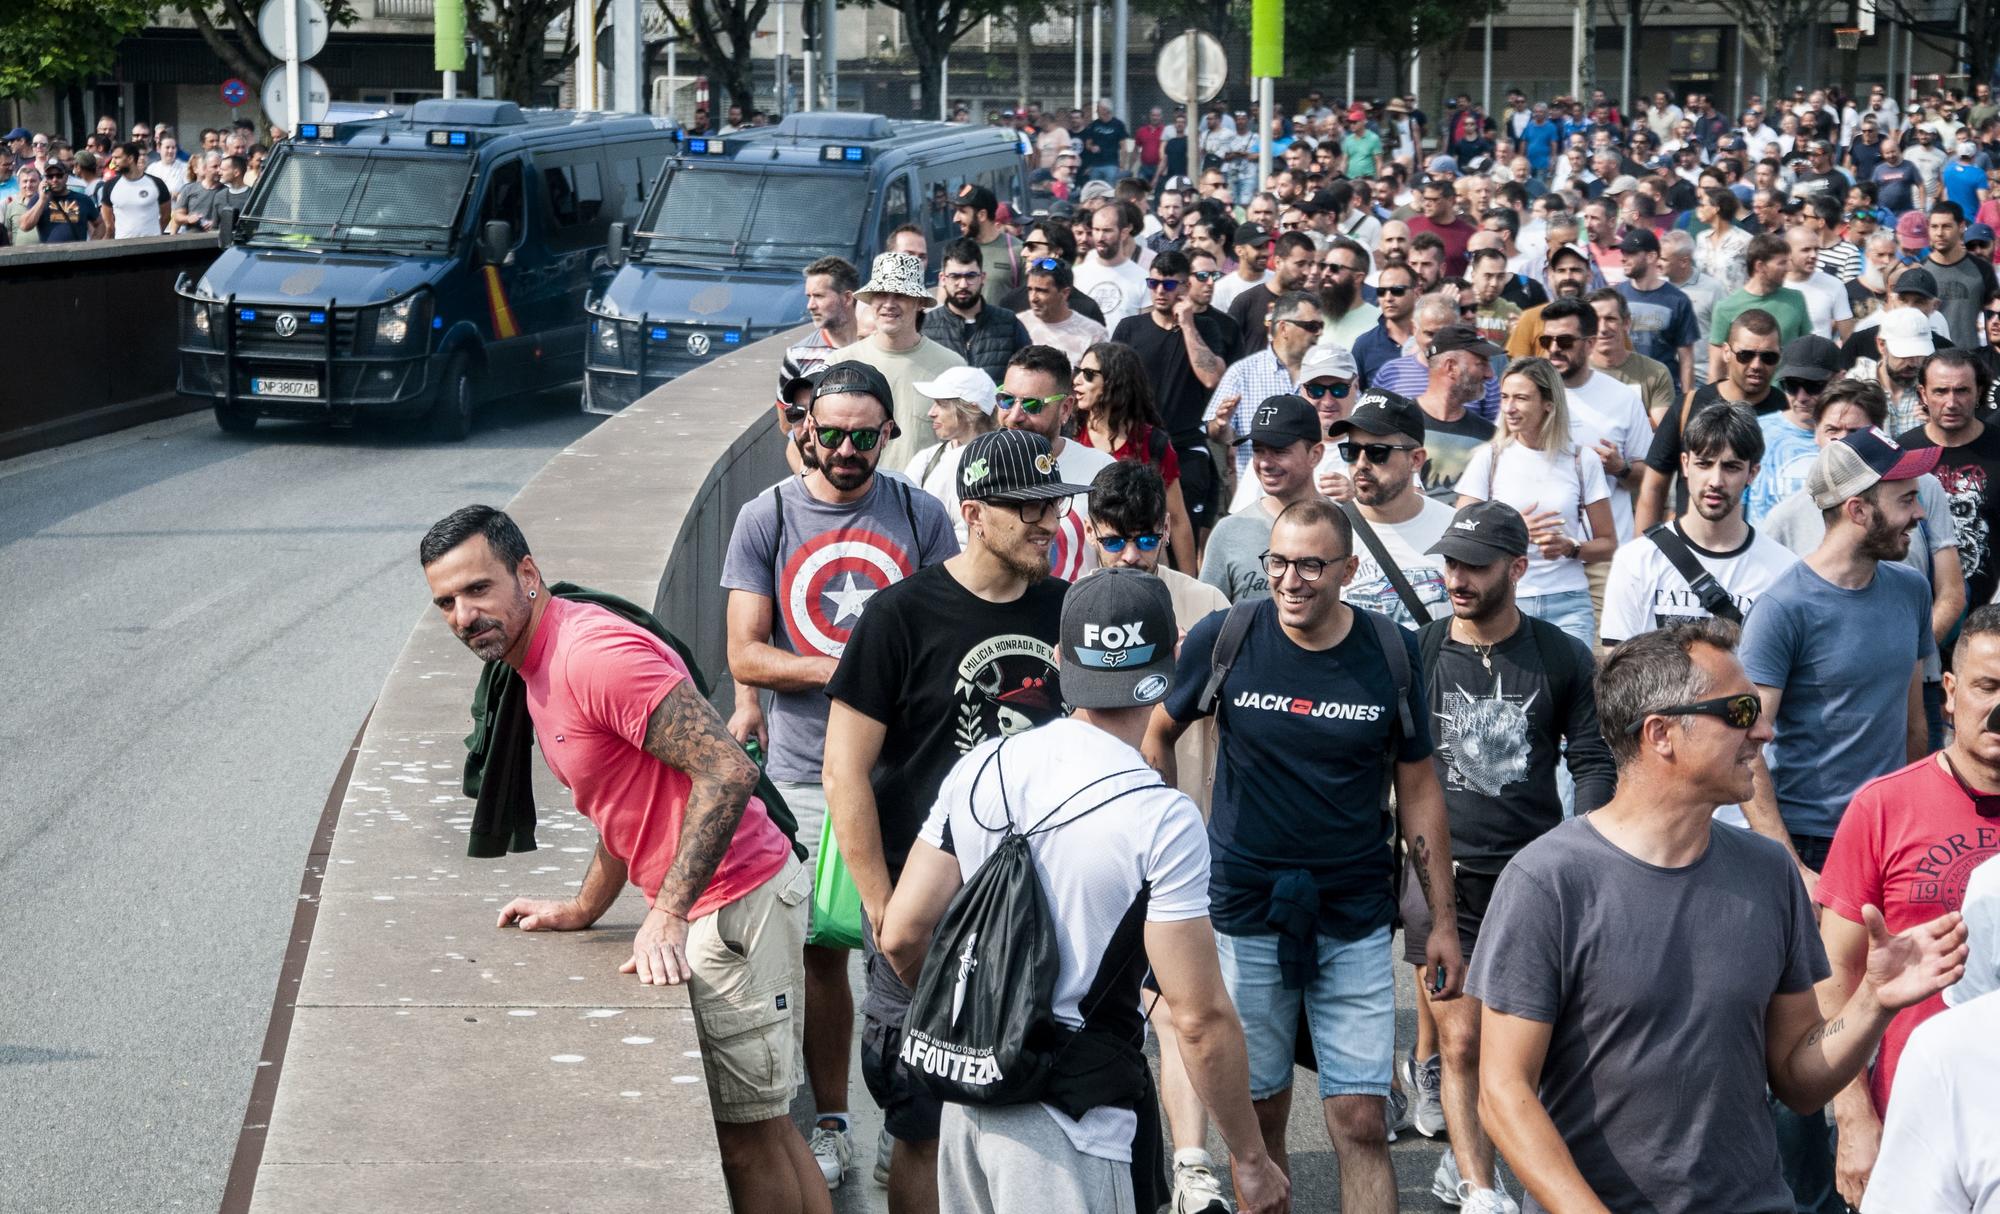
[1177,303,1227,389]
[1767,905,1968,1113]
[645,679,762,919]
[1394,757,1464,1000]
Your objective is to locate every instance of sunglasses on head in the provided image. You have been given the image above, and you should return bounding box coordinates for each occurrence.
[1096,532,1164,553]
[1145,277,1183,292]
[1301,381,1352,401]
[995,390,1066,414]
[1026,256,1063,272]
[813,423,885,451]
[1732,347,1782,366]
[1624,692,1762,734]
[1338,440,1419,463]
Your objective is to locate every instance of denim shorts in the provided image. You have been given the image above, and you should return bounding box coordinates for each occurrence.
[1517,587,1598,651]
[1215,927,1395,1102]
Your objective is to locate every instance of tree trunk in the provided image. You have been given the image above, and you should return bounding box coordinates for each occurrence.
[185,2,271,91]
[1578,0,1598,98]
[910,22,946,122]
[1014,7,1033,109]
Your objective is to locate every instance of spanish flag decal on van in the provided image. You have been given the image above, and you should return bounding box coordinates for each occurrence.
[481,264,520,339]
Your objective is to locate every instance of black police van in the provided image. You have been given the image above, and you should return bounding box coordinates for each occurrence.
[176,99,678,437]
[582,112,1028,413]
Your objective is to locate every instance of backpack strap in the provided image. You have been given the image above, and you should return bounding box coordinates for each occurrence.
[1340,500,1433,624]
[1364,610,1413,909]
[1642,522,1743,623]
[1196,599,1262,716]
[895,475,921,550]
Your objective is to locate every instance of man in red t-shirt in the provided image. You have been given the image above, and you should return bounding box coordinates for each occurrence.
[1404,174,1478,278]
[421,505,830,1214]
[1133,105,1166,179]
[1815,606,2000,1211]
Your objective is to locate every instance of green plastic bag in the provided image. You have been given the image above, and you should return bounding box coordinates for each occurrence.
[809,810,863,948]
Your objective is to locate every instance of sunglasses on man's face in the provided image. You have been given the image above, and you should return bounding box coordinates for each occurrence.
[1145,277,1183,292]
[813,424,885,451]
[1732,347,1782,366]
[1096,532,1164,553]
[1280,318,1325,335]
[995,391,1067,414]
[1301,381,1352,401]
[1189,269,1223,283]
[1379,285,1413,297]
[1537,333,1582,351]
[1779,378,1826,397]
[1338,440,1419,463]
[782,404,809,424]
[1624,692,1762,734]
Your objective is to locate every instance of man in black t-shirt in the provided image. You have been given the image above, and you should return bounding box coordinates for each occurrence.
[1079,99,1130,184]
[1115,249,1233,535]
[1407,501,1614,1210]
[822,428,1081,1208]
[1637,306,1784,530]
[1897,349,2000,610]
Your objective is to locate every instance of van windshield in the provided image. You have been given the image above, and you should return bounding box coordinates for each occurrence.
[634,167,867,268]
[242,149,470,253]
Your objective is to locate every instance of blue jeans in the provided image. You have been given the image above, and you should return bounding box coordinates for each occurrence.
[1084,163,1121,185]
[1215,926,1395,1101]
[1768,1092,1843,1214]
[1518,587,1598,650]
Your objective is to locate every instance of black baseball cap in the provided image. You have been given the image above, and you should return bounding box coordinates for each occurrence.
[812,361,896,412]
[957,429,1094,502]
[1327,388,1426,443]
[1617,227,1661,255]
[1426,500,1530,564]
[1425,324,1503,360]
[1895,266,1940,301]
[1061,568,1177,708]
[1231,394,1324,447]
[1775,335,1843,384]
[1233,222,1272,249]
[954,182,999,214]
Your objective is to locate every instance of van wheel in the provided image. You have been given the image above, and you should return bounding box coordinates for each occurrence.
[426,354,476,442]
[214,402,258,434]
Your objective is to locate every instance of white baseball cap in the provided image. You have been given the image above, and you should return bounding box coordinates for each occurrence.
[1880,307,1937,359]
[913,365,999,414]
[1299,343,1358,382]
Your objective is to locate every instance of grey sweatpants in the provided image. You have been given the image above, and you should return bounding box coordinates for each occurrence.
[936,1102,1138,1214]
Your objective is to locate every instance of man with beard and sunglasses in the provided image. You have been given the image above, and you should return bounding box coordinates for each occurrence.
[1326,391,1457,629]
[1319,235,1382,349]
[419,507,825,1214]
[994,344,1115,581]
[1636,308,1788,530]
[823,428,1082,1214]
[722,361,960,1190]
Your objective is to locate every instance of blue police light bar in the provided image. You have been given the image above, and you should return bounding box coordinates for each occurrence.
[239,309,258,322]
[427,130,471,147]
[686,137,729,156]
[650,327,669,341]
[821,145,868,163]
[307,310,326,324]
[723,330,742,345]
[298,123,335,139]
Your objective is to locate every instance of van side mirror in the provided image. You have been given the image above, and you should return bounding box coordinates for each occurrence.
[606,222,627,268]
[480,220,513,265]
[217,207,236,247]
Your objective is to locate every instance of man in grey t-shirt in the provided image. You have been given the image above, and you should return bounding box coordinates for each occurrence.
[719,360,957,1188]
[1471,620,1969,1214]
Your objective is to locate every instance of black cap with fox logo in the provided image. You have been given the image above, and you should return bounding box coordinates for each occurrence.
[1061,568,1177,707]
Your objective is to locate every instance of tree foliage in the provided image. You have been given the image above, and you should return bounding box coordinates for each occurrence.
[465,0,609,106]
[0,0,156,101]
[1706,0,1840,97]
[1869,0,2000,105]
[879,0,1057,120]
[1282,0,1502,107]
[654,0,768,115]
[163,0,361,94]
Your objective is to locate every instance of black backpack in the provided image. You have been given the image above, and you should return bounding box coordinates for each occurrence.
[900,740,1160,1108]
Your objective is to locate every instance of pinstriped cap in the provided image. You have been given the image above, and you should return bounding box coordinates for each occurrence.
[956,429,1094,503]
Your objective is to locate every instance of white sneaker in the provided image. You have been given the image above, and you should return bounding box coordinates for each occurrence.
[1432,1149,1464,1206]
[1405,1051,1446,1137]
[809,1121,853,1189]
[1171,1150,1234,1214]
[1459,1184,1521,1214]
[1384,1084,1412,1143]
[872,1127,893,1186]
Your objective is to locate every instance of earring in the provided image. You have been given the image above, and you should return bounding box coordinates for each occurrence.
[528,590,537,599]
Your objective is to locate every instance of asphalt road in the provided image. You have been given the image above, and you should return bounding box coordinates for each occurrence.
[0,394,602,1213]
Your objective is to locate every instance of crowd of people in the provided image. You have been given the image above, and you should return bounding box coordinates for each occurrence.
[0,117,273,246]
[407,76,2000,1214]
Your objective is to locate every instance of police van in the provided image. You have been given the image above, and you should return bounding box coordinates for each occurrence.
[176,99,678,438]
[582,112,1027,414]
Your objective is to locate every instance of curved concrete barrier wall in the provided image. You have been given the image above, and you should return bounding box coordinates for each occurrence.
[234,331,793,1212]
[0,233,222,459]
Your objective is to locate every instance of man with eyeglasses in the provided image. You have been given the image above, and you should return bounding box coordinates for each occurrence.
[1199,395,1329,603]
[921,237,1031,383]
[1324,391,1456,627]
[1151,495,1464,1214]
[1112,249,1233,538]
[722,360,959,1192]
[1208,291,1323,487]
[1637,308,1786,531]
[1183,246,1242,353]
[994,345,1115,581]
[823,427,1080,1213]
[1476,616,1966,1214]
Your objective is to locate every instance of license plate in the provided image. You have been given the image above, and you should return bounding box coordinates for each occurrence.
[252,377,319,398]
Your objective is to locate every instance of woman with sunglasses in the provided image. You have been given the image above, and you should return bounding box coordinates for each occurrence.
[1073,342,1198,572]
[1454,358,1616,647]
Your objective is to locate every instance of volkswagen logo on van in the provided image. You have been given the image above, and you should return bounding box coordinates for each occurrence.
[274,313,299,338]
[686,332,711,357]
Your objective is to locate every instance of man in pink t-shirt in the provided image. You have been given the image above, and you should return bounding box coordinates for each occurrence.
[421,505,829,1214]
[1815,609,2000,1210]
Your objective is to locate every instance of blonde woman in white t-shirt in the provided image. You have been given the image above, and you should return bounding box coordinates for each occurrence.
[911,366,999,544]
[1455,357,1616,647]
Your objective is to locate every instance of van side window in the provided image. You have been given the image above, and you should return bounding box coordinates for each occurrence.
[481,160,525,242]
[877,173,911,253]
[613,158,643,215]
[572,160,604,223]
[544,162,581,227]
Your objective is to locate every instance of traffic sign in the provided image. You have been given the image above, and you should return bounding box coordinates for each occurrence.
[258,0,329,62]
[263,64,331,129]
[222,78,249,107]
[1156,32,1227,106]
